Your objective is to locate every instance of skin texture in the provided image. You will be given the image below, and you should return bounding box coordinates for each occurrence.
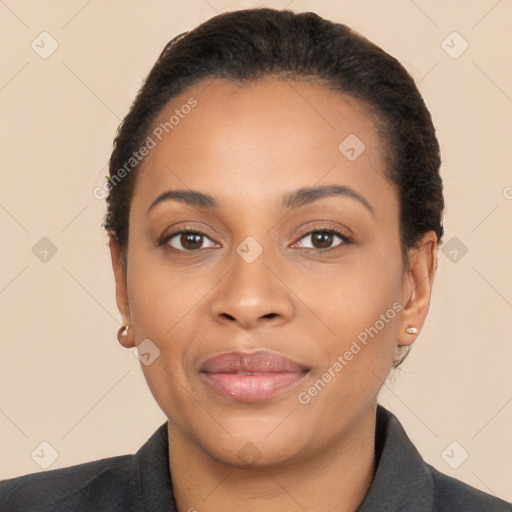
[109,78,437,512]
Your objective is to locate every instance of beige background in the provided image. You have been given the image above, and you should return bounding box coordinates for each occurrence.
[1,0,511,503]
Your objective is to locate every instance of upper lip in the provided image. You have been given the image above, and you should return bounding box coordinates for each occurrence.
[200,350,309,374]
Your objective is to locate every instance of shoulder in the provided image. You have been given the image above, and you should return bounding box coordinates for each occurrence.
[367,406,512,512]
[0,454,136,512]
[427,463,512,512]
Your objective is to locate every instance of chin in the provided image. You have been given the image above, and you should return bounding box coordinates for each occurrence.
[205,435,309,471]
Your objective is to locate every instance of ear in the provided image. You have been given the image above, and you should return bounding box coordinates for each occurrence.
[397,231,438,347]
[109,234,135,349]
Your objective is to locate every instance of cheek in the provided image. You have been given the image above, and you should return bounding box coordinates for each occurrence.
[294,265,402,426]
[124,248,216,413]
[293,254,403,345]
[126,240,210,336]
[293,249,403,401]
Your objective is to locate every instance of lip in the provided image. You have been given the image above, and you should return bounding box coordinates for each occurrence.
[200,350,309,402]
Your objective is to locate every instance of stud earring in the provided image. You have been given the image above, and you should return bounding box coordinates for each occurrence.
[405,326,418,334]
[117,325,131,343]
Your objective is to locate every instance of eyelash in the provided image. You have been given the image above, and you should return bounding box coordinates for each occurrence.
[158,226,352,254]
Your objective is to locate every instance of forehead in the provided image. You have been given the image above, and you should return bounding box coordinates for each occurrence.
[132,78,395,215]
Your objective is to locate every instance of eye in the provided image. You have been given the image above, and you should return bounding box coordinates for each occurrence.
[160,229,218,251]
[293,229,350,251]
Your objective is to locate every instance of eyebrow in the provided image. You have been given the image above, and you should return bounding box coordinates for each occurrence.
[147,189,217,213]
[283,184,374,216]
[147,184,374,216]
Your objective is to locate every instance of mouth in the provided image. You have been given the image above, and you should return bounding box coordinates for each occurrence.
[199,350,310,402]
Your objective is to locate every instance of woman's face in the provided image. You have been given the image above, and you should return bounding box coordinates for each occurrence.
[111,78,436,467]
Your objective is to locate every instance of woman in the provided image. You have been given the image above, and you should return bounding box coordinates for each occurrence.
[1,8,510,512]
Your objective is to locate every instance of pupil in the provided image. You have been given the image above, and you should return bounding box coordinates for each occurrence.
[313,232,332,249]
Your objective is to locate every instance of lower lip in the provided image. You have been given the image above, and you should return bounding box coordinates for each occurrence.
[200,371,307,402]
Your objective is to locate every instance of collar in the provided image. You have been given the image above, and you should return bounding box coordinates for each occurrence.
[133,405,434,512]
[356,405,433,511]
[134,419,177,512]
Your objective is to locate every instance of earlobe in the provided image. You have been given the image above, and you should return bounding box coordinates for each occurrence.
[108,234,135,348]
[397,232,438,347]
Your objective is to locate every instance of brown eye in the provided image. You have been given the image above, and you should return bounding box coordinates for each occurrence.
[295,230,348,251]
[177,233,203,250]
[164,231,217,251]
[310,232,334,249]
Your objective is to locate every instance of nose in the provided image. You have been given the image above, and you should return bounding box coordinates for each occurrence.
[209,248,295,330]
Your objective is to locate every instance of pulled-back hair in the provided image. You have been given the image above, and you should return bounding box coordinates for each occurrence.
[105,8,443,255]
[104,9,444,367]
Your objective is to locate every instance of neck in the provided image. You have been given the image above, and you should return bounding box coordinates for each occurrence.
[168,404,378,512]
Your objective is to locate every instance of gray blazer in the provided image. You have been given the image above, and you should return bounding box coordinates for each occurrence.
[1,405,510,511]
